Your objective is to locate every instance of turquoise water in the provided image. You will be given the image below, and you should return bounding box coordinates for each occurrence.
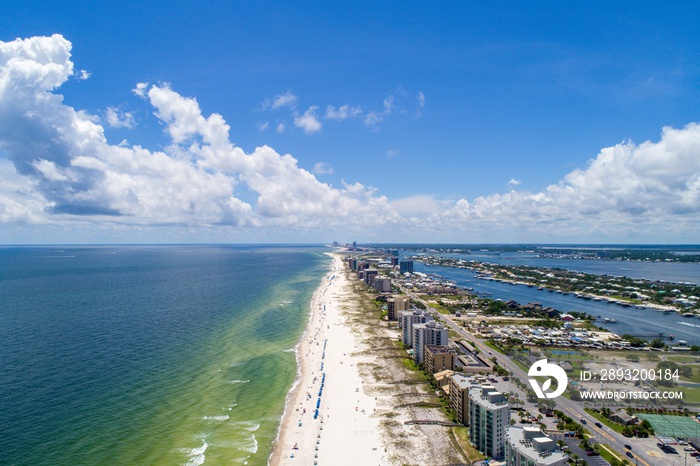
[0,245,329,465]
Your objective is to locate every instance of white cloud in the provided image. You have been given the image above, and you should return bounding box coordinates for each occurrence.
[312,162,333,175]
[105,107,136,129]
[386,149,399,158]
[391,195,444,217]
[0,35,397,231]
[257,121,269,131]
[437,124,700,238]
[508,178,521,187]
[325,104,362,121]
[2,35,700,242]
[276,122,286,133]
[416,92,425,116]
[364,95,395,126]
[77,69,91,80]
[294,106,322,134]
[264,91,297,110]
[133,82,148,97]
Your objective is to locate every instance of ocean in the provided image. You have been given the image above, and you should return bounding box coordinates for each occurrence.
[0,245,330,466]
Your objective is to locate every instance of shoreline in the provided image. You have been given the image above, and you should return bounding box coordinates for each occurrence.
[268,252,384,465]
[268,253,332,465]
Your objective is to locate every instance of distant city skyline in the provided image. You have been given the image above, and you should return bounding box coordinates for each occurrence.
[1,2,700,244]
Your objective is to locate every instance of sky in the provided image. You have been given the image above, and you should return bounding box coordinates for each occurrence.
[1,2,700,244]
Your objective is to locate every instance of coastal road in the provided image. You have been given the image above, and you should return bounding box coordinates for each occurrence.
[399,286,660,466]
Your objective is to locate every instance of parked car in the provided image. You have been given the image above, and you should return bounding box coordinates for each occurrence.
[586,450,600,457]
[626,452,634,458]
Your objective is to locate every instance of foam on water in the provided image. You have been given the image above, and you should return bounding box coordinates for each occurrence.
[203,415,229,421]
[678,321,700,328]
[182,440,208,466]
[230,420,260,432]
[240,434,258,454]
[228,379,250,384]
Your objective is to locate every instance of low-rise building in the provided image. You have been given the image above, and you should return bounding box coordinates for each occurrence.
[505,426,567,466]
[609,409,638,426]
[424,345,455,373]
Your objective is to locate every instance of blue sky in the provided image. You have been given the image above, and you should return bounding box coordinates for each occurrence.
[1,2,700,243]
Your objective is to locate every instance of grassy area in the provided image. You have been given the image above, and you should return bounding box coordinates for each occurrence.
[483,339,504,354]
[452,427,487,463]
[597,443,624,464]
[583,408,625,434]
[425,300,451,314]
[679,385,700,402]
[403,358,419,371]
[667,355,700,363]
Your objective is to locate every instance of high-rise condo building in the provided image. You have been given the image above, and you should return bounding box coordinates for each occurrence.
[469,386,510,460]
[412,321,449,364]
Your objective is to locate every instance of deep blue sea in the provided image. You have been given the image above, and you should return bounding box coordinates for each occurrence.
[0,245,329,466]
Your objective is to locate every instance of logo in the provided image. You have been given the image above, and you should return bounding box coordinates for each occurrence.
[528,359,568,399]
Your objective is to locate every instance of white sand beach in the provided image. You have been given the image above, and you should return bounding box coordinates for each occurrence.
[269,253,385,466]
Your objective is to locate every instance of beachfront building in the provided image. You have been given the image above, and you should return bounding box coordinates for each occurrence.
[505,426,567,466]
[412,321,449,364]
[374,277,392,293]
[386,295,409,321]
[469,386,510,460]
[424,345,455,373]
[449,373,474,426]
[364,269,378,285]
[398,310,433,347]
[399,260,414,275]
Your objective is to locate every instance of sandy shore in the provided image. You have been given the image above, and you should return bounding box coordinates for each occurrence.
[269,253,384,466]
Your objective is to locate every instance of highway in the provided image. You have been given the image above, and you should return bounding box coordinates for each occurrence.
[400,285,660,466]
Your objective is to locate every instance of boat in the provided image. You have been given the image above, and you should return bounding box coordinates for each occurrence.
[683,312,695,318]
[603,318,618,323]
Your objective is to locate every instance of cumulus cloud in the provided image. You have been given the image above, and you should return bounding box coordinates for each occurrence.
[133,82,148,97]
[438,124,700,237]
[77,69,90,80]
[105,106,135,129]
[391,195,444,217]
[508,178,521,187]
[0,35,398,230]
[294,106,322,134]
[2,34,700,242]
[276,122,286,134]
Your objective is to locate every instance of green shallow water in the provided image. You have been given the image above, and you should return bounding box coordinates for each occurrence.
[0,245,330,465]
